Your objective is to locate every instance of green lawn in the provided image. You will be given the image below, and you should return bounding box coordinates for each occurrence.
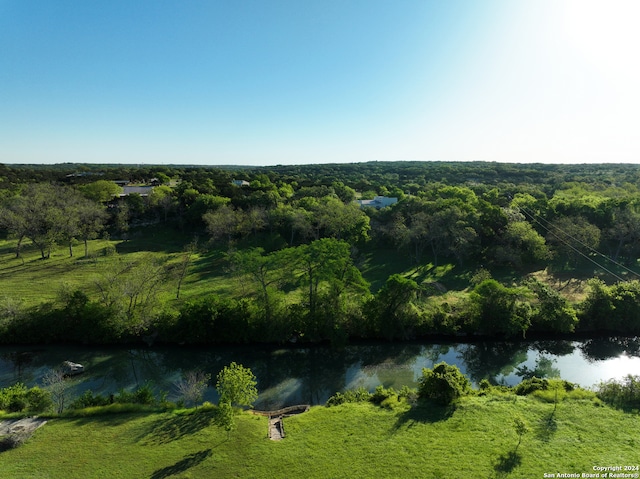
[1,397,637,478]
[0,233,232,309]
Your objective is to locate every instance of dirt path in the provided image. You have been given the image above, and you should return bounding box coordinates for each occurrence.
[268,417,284,441]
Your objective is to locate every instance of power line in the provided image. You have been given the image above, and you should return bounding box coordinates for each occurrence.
[515,205,631,283]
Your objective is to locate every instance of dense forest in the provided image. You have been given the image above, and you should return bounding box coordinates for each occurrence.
[1,160,640,345]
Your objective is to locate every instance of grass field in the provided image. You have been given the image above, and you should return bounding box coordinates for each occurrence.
[0,228,601,314]
[1,396,637,478]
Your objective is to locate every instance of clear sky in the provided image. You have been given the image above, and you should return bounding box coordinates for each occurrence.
[1,0,639,166]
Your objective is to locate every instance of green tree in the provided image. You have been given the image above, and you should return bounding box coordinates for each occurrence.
[148,185,175,222]
[293,238,369,335]
[468,279,532,337]
[76,198,108,258]
[366,274,420,339]
[604,204,640,263]
[524,278,578,333]
[215,362,258,408]
[418,362,470,405]
[93,254,169,335]
[0,184,66,259]
[174,239,198,299]
[203,205,250,245]
[186,194,230,224]
[494,220,549,267]
[513,416,529,452]
[79,180,123,203]
[546,215,601,267]
[228,247,291,324]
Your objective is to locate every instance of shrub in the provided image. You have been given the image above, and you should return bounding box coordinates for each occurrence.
[596,375,640,410]
[70,390,110,410]
[113,383,157,406]
[0,383,52,413]
[25,387,53,413]
[326,387,372,407]
[514,377,549,396]
[371,385,394,405]
[397,385,418,403]
[418,363,470,405]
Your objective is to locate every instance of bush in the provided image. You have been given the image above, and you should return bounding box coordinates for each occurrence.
[0,383,52,413]
[113,383,157,406]
[25,387,53,413]
[514,377,549,396]
[597,375,640,410]
[70,390,110,410]
[371,385,394,405]
[418,363,470,405]
[515,378,576,397]
[326,387,372,407]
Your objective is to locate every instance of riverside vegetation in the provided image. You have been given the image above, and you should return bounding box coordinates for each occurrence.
[2,161,640,345]
[1,363,639,478]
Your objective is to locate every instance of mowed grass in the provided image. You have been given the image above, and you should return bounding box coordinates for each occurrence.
[1,397,637,478]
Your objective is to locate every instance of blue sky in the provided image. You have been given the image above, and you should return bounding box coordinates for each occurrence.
[1,0,639,166]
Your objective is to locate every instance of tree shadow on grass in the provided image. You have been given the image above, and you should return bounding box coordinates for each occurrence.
[66,411,148,427]
[136,410,217,445]
[535,410,558,442]
[150,449,212,479]
[391,401,455,432]
[492,450,522,478]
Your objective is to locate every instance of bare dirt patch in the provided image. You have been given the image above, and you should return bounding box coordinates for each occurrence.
[0,417,47,451]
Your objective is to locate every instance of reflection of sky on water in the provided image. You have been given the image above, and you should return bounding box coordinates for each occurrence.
[1,339,639,408]
[496,345,640,388]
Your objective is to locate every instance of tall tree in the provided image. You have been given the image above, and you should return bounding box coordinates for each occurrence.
[228,247,291,324]
[203,205,250,245]
[292,238,369,338]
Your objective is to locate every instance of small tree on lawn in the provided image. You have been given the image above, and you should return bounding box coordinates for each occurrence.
[513,416,529,452]
[215,362,258,408]
[175,370,211,408]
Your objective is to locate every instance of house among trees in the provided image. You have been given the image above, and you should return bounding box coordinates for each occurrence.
[232,179,250,187]
[120,185,154,197]
[357,196,398,209]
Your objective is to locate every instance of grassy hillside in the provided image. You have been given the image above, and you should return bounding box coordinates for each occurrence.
[0,231,591,307]
[1,397,637,478]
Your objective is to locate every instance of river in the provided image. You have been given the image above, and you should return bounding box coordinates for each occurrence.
[1,337,638,409]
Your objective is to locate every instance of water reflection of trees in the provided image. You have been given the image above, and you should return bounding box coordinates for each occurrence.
[3,337,639,407]
[458,342,528,384]
[580,336,640,361]
[529,341,575,357]
[516,356,560,379]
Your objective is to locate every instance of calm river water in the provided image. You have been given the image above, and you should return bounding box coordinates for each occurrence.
[1,338,639,409]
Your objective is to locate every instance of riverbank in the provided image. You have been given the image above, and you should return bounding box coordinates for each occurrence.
[2,337,640,411]
[0,396,637,478]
